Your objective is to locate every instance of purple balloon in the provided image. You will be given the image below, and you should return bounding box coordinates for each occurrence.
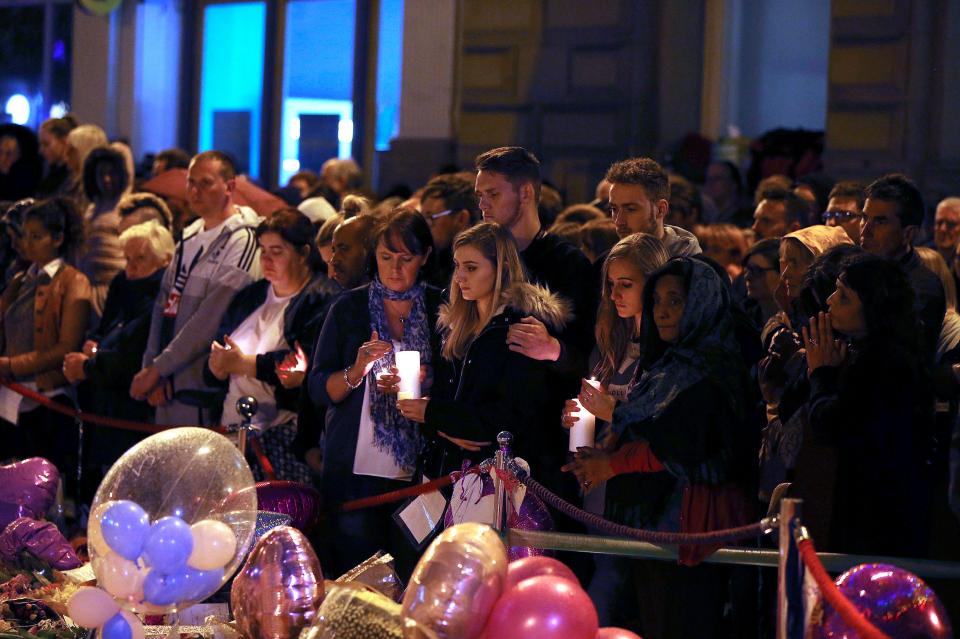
[253,481,323,533]
[0,458,59,529]
[0,516,81,569]
[809,563,953,638]
[443,471,554,561]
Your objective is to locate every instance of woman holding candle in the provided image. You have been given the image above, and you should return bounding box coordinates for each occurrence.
[307,209,442,575]
[206,209,338,482]
[396,222,571,473]
[557,232,668,628]
[563,258,756,638]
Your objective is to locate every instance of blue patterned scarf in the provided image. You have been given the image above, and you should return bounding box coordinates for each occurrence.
[367,277,431,468]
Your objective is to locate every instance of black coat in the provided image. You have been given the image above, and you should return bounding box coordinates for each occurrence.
[306,283,444,502]
[423,282,572,476]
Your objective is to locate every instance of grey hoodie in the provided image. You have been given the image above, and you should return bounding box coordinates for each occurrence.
[661,223,702,258]
[143,205,262,397]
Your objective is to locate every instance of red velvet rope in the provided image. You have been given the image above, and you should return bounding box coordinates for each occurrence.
[797,538,892,639]
[0,379,281,480]
[340,474,456,511]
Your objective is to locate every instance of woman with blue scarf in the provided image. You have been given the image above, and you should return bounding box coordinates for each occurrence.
[564,258,756,639]
[307,209,443,576]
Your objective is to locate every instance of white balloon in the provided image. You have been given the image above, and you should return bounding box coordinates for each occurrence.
[95,552,149,602]
[187,519,237,570]
[67,587,120,628]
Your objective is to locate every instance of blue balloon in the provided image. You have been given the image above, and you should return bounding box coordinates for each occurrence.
[100,501,149,561]
[143,566,225,606]
[101,613,132,639]
[185,566,224,602]
[142,516,193,571]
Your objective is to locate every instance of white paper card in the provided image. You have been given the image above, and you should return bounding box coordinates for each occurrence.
[397,478,447,545]
[0,385,22,424]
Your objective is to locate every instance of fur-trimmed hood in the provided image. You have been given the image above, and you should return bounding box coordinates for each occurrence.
[438,281,573,332]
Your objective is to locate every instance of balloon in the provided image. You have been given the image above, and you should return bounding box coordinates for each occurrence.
[89,427,257,614]
[402,522,508,639]
[100,501,150,561]
[144,566,224,606]
[102,612,132,639]
[0,457,59,529]
[0,516,82,569]
[142,516,193,571]
[66,587,120,628]
[231,525,325,639]
[506,556,579,590]
[483,575,598,639]
[187,519,236,570]
[809,563,953,638]
[94,552,149,602]
[119,610,145,639]
[250,481,324,533]
[596,628,643,639]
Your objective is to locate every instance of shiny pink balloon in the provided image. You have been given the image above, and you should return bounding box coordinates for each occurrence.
[506,556,579,590]
[0,457,59,528]
[596,628,643,639]
[254,481,323,533]
[231,525,324,639]
[482,575,598,639]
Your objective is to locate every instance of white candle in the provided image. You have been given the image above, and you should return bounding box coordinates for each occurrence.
[568,378,600,452]
[395,350,421,399]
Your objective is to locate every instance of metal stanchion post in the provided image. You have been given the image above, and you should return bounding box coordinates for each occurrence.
[492,431,512,532]
[235,396,259,458]
[776,497,802,639]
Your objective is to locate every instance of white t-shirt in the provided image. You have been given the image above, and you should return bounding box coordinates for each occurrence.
[352,340,414,480]
[221,286,297,430]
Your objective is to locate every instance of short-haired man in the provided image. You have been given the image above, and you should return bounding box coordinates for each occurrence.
[328,214,376,290]
[605,157,702,256]
[934,197,960,267]
[823,181,865,243]
[152,148,191,177]
[420,171,480,288]
[474,146,596,489]
[320,158,363,209]
[751,188,807,240]
[861,173,945,358]
[131,151,262,424]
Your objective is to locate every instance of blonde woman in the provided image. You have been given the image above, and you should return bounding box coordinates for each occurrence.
[397,221,571,471]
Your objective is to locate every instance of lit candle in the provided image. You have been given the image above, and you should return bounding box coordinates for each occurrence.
[569,378,600,452]
[395,350,421,400]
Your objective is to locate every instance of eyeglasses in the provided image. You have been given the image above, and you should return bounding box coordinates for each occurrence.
[822,210,863,223]
[423,209,453,226]
[744,263,779,277]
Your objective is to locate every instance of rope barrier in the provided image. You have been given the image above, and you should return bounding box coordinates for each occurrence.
[521,473,771,545]
[797,536,892,639]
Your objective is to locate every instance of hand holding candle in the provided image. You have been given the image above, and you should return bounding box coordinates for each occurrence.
[276,342,308,389]
[578,378,615,422]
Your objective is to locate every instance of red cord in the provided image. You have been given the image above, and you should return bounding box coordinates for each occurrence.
[248,436,277,481]
[341,475,455,511]
[797,538,892,639]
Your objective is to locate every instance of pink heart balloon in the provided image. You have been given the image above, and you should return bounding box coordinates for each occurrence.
[482,575,598,639]
[596,628,644,639]
[506,556,579,590]
[231,526,324,639]
[0,458,59,528]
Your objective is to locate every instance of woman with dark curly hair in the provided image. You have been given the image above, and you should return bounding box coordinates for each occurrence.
[803,253,933,556]
[0,197,91,491]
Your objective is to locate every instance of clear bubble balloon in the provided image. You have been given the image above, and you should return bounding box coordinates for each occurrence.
[89,427,257,614]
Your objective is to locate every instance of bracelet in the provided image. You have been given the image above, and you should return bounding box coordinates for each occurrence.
[343,366,363,390]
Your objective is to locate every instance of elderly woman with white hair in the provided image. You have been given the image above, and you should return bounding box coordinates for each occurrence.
[63,220,173,491]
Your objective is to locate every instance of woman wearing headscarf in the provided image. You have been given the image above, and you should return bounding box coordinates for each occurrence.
[564,258,756,638]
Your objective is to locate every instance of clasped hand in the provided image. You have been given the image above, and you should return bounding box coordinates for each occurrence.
[801,311,847,373]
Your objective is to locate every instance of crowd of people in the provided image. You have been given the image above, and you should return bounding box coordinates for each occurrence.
[2,115,960,637]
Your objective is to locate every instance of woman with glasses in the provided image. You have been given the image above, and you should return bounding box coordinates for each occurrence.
[741,238,781,329]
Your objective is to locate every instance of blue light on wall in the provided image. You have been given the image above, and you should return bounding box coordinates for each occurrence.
[199,2,266,178]
[375,0,403,152]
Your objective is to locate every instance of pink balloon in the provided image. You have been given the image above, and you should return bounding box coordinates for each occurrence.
[506,556,579,590]
[596,628,643,639]
[482,575,598,639]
